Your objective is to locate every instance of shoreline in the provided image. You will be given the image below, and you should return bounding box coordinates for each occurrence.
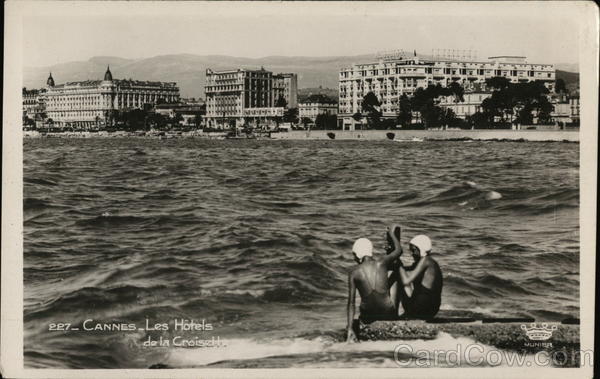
[271,129,580,142]
[22,129,580,142]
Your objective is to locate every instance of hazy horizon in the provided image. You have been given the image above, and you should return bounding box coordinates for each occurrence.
[20,1,581,68]
[23,52,580,71]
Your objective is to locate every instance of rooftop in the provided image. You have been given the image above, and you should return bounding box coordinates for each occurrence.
[341,52,553,70]
[51,79,178,89]
[206,67,270,75]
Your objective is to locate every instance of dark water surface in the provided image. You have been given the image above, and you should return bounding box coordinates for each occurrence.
[23,138,579,368]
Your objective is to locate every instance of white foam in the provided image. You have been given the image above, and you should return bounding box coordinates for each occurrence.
[167,336,334,366]
[165,332,537,368]
[224,289,265,297]
[485,191,503,200]
[199,289,265,297]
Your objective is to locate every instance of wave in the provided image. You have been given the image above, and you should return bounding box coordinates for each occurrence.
[395,191,420,204]
[248,199,305,209]
[24,285,166,322]
[74,214,191,229]
[141,189,177,200]
[75,214,151,228]
[531,188,579,203]
[443,273,534,298]
[495,201,578,216]
[407,181,502,209]
[98,185,144,194]
[522,277,555,287]
[24,177,58,186]
[24,197,53,211]
[165,332,532,368]
[496,243,531,254]
[298,175,330,185]
[37,155,68,168]
[476,274,535,295]
[529,309,577,321]
[530,250,578,266]
[494,187,579,215]
[97,263,201,287]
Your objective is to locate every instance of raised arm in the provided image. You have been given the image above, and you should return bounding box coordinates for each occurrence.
[346,271,358,342]
[382,224,403,268]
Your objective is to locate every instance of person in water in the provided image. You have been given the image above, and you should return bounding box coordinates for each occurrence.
[346,225,403,343]
[393,234,443,320]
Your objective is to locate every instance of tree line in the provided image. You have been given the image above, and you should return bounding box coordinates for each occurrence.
[351,77,560,130]
[104,109,201,131]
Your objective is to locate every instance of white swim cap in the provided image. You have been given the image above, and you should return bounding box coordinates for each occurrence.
[409,235,432,257]
[352,238,373,260]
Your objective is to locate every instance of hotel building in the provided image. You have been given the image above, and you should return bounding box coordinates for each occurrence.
[338,50,556,129]
[273,73,298,108]
[204,68,297,129]
[438,92,491,119]
[22,87,46,120]
[551,95,580,125]
[44,67,180,128]
[298,101,338,123]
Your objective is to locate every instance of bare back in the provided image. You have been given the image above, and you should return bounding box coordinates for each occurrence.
[352,260,390,298]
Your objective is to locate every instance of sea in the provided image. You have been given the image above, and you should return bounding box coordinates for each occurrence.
[23,138,580,368]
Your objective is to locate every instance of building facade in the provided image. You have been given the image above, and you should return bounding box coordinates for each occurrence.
[551,95,580,125]
[438,92,491,119]
[273,73,298,108]
[569,96,580,124]
[204,68,296,129]
[155,103,206,127]
[338,50,556,129]
[298,102,338,123]
[22,88,46,120]
[43,67,180,128]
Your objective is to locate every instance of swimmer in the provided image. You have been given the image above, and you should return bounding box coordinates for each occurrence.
[346,225,403,343]
[392,235,443,320]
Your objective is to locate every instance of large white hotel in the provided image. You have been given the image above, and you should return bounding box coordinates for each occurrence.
[205,68,297,129]
[43,67,180,128]
[338,50,556,129]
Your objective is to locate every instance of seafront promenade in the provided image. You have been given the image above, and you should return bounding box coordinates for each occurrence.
[23,129,580,142]
[270,129,580,142]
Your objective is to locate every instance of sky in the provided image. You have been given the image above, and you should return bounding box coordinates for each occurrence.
[19,1,583,68]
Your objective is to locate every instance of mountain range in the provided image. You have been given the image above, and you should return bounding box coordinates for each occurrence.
[23,54,579,98]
